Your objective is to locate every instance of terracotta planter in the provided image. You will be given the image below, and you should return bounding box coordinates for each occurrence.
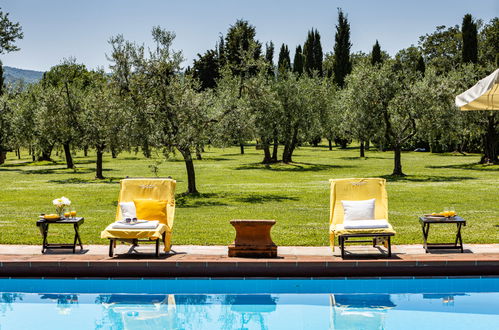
[228,219,277,258]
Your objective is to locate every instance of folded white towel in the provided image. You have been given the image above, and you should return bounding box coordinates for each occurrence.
[111,220,159,229]
[343,219,389,229]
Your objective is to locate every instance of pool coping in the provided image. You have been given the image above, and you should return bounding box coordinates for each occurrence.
[1,253,498,277]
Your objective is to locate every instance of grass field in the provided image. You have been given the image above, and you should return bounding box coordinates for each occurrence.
[0,144,498,246]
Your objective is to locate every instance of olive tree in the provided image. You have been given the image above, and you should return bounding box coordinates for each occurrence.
[108,27,213,194]
[82,72,127,179]
[343,61,422,175]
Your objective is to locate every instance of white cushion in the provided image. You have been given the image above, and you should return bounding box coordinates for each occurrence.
[343,219,389,229]
[341,199,375,222]
[112,220,159,229]
[119,202,136,220]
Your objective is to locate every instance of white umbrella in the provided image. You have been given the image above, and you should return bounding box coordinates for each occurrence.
[456,69,499,110]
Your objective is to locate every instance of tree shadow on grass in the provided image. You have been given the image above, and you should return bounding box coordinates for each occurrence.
[48,177,122,184]
[235,162,354,172]
[176,192,229,208]
[202,157,231,161]
[24,167,113,175]
[426,162,499,172]
[0,167,21,172]
[233,194,299,204]
[381,174,476,182]
[339,156,390,160]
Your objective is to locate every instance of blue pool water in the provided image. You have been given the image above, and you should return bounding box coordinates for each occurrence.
[1,277,498,330]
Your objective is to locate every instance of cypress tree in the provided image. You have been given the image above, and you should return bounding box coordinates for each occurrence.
[313,30,323,76]
[225,20,262,77]
[303,30,315,76]
[0,61,4,96]
[265,41,275,76]
[217,35,226,67]
[416,55,426,75]
[278,43,291,73]
[371,40,382,65]
[462,14,478,63]
[333,9,352,88]
[265,41,274,63]
[293,45,304,75]
[192,49,220,90]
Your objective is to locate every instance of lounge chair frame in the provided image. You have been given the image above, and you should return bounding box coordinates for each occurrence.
[338,233,393,258]
[330,178,395,258]
[102,177,176,258]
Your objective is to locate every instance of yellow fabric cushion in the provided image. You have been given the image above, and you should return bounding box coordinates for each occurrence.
[133,199,168,223]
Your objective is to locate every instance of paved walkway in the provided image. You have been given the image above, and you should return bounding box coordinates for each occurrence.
[1,244,499,256]
[1,244,498,277]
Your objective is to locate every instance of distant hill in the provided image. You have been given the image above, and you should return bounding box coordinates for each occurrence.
[2,66,44,85]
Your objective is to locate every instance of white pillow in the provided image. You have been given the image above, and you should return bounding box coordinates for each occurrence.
[341,199,375,222]
[120,202,136,219]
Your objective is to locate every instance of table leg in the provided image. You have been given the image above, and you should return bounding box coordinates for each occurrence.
[41,223,49,253]
[422,223,430,253]
[74,223,83,249]
[456,223,464,253]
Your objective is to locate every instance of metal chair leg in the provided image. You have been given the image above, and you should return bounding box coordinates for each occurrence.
[387,237,392,257]
[155,239,160,257]
[340,236,345,258]
[109,239,114,257]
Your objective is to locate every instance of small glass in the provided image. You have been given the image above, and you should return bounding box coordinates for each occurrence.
[64,211,71,219]
[70,208,77,219]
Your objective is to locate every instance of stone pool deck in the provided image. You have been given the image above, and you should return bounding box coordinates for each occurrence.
[1,244,498,277]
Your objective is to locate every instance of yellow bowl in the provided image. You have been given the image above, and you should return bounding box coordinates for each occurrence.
[43,214,60,221]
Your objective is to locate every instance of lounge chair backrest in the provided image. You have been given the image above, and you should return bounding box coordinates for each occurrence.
[330,178,388,226]
[115,178,176,228]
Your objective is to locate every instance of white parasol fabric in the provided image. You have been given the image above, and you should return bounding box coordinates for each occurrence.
[455,69,499,110]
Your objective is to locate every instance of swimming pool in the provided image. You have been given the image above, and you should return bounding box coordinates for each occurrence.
[1,277,498,329]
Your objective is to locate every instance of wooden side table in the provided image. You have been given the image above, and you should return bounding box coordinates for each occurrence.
[36,217,84,253]
[419,216,466,253]
[228,219,277,258]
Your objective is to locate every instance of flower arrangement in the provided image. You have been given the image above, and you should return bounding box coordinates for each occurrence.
[53,196,71,217]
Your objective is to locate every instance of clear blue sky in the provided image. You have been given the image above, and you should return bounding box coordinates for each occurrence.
[2,0,498,71]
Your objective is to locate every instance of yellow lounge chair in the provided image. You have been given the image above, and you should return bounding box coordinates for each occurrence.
[329,178,395,258]
[101,178,176,257]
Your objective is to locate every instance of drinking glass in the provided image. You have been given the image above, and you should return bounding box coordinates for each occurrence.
[70,208,77,219]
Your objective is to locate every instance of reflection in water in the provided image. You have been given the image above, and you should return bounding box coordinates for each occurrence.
[330,294,395,330]
[1,291,499,329]
[40,294,79,314]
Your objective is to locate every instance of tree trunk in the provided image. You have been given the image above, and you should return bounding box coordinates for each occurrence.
[283,126,299,163]
[240,143,245,155]
[360,140,365,158]
[37,146,53,161]
[143,143,151,158]
[262,139,272,164]
[328,139,332,151]
[480,114,499,164]
[271,136,279,162]
[282,144,292,163]
[63,142,74,169]
[366,140,370,150]
[196,146,202,160]
[392,146,405,176]
[111,147,117,159]
[17,148,20,160]
[83,146,88,157]
[0,150,6,165]
[179,147,198,194]
[95,146,105,179]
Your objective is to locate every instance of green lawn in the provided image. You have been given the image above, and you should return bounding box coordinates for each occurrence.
[0,144,498,246]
